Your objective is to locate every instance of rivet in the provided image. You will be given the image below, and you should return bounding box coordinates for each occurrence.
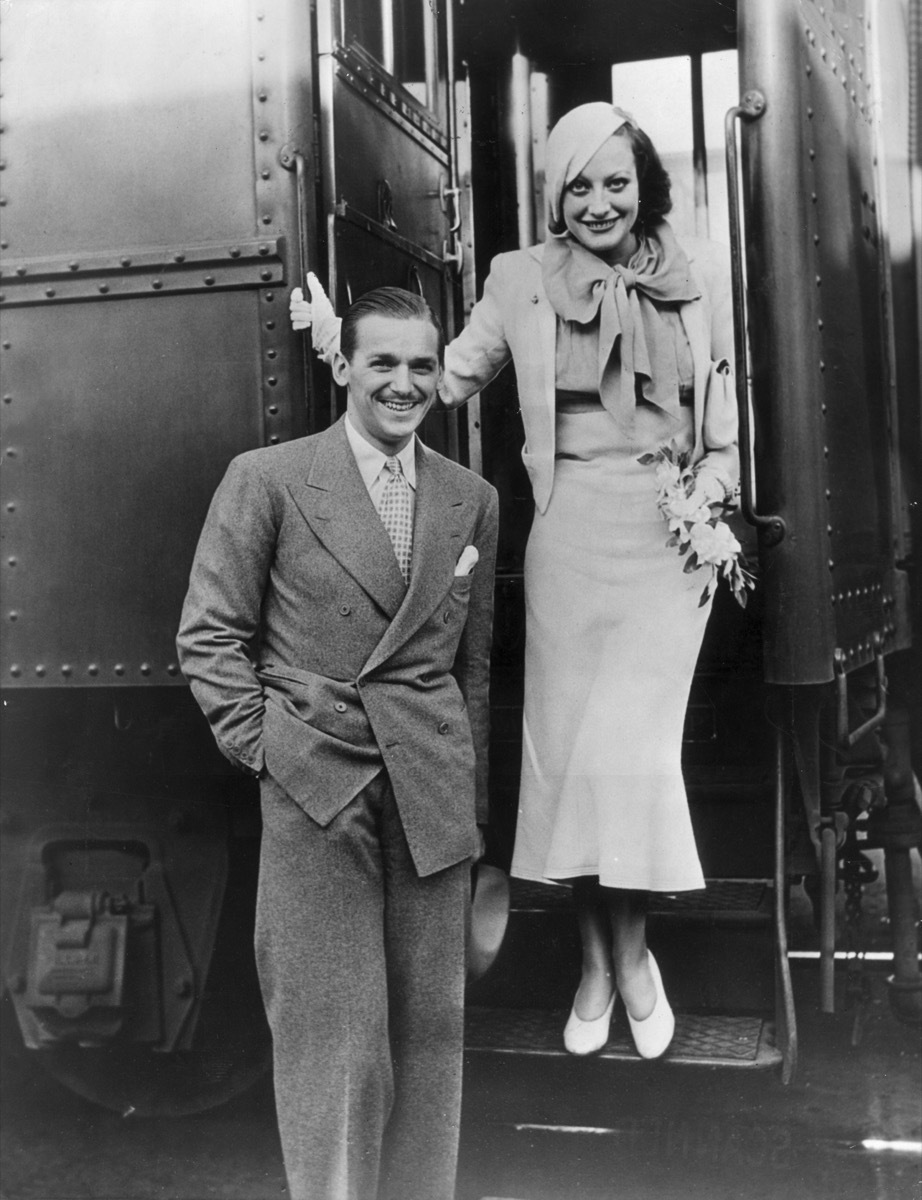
[813,234,820,245]
[204,275,215,286]
[6,556,16,566]
[819,361,825,371]
[258,90,268,102]
[815,275,821,285]
[0,160,5,169]
[258,245,269,256]
[821,404,827,413]
[2,394,11,403]
[817,319,824,330]
[823,445,829,456]
[35,664,45,677]
[267,375,278,386]
[15,266,26,276]
[99,283,110,293]
[262,214,272,225]
[811,192,817,203]
[114,664,125,676]
[268,404,279,414]
[825,489,832,499]
[173,253,186,263]
[269,435,280,444]
[821,48,827,59]
[6,448,16,458]
[809,148,816,159]
[68,261,80,271]
[140,663,151,675]
[827,525,833,534]
[6,503,15,511]
[152,279,163,290]
[44,287,55,298]
[261,169,271,180]
[266,320,276,330]
[229,247,241,258]
[0,242,8,250]
[267,349,277,359]
[9,664,21,677]
[8,610,17,620]
[166,663,178,676]
[259,130,269,142]
[258,53,266,62]
[61,664,72,677]
[2,341,9,348]
[828,559,835,569]
[265,292,274,302]
[121,257,132,268]
[807,107,814,117]
[0,198,7,207]
[88,663,99,676]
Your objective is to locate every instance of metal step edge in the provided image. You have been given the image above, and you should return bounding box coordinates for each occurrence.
[508,879,773,925]
[464,1007,782,1071]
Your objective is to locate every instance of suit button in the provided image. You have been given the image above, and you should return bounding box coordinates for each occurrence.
[438,721,450,734]
[334,702,347,713]
[339,604,351,616]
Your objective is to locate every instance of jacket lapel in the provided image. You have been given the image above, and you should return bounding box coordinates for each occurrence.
[287,419,407,619]
[363,440,465,675]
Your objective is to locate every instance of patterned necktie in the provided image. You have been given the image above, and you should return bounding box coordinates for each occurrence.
[378,456,413,584]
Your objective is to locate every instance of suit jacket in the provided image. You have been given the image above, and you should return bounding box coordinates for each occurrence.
[177,417,499,877]
[439,236,739,513]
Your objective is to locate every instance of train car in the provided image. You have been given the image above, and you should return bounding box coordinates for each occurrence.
[1,0,919,1116]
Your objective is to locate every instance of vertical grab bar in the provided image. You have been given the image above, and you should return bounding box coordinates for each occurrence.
[724,91,786,547]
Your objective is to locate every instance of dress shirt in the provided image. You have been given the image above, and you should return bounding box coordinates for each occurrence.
[345,414,418,521]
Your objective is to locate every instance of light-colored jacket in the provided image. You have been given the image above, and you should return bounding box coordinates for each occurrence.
[441,237,739,513]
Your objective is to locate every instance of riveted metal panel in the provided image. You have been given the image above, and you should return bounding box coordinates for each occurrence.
[739,0,910,684]
[1,295,264,685]
[0,0,316,687]
[0,1,258,258]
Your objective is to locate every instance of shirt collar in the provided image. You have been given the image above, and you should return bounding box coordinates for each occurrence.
[345,414,417,491]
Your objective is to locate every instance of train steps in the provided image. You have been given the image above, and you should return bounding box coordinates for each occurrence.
[465,878,782,1071]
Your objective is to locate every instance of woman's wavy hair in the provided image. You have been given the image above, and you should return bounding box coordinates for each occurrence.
[341,287,444,362]
[618,124,673,230]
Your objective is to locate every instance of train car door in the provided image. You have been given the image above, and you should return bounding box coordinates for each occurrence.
[733,0,920,1020]
[314,0,467,460]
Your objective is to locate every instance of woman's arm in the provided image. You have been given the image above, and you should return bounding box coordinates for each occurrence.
[695,243,740,500]
[440,254,515,409]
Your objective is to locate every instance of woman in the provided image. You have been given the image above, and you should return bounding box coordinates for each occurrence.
[291,102,738,1060]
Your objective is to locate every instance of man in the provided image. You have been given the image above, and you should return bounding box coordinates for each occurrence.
[177,287,498,1200]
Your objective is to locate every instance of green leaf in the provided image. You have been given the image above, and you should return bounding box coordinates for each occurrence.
[637,453,657,465]
[683,554,700,574]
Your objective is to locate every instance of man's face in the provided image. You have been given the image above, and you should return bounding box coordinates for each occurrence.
[333,314,442,454]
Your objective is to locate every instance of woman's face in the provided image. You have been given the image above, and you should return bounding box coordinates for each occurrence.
[561,134,639,266]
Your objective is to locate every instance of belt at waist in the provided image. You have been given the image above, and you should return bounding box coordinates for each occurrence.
[556,390,604,413]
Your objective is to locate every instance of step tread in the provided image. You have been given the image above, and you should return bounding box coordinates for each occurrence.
[510,879,772,922]
[465,1007,781,1070]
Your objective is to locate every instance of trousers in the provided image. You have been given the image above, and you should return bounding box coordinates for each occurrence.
[255,770,470,1200]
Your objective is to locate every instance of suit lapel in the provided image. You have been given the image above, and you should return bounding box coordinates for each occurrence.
[287,419,408,619]
[363,440,465,674]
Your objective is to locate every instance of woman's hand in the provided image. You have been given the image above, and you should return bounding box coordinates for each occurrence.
[289,273,341,363]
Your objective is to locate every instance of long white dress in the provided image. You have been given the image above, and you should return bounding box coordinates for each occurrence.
[510,317,709,894]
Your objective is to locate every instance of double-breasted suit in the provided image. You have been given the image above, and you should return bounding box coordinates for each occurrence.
[177,416,498,1200]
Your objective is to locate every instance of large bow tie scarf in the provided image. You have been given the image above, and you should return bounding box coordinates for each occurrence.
[378,457,413,584]
[541,225,700,424]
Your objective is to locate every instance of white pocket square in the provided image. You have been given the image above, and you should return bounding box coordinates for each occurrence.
[455,545,479,576]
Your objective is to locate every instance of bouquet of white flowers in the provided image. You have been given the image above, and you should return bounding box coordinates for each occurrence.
[638,442,755,608]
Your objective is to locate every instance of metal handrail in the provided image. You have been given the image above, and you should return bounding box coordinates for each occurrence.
[724,91,786,547]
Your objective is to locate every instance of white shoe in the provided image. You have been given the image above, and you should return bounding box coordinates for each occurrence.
[626,952,675,1060]
[563,988,616,1056]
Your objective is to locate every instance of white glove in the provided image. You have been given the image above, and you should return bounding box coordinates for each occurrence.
[692,469,730,507]
[289,272,341,363]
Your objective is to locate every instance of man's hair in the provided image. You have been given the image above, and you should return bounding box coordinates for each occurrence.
[340,287,445,362]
